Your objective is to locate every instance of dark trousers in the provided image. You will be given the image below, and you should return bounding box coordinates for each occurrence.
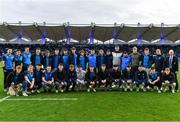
[23,64,29,71]
[4,69,13,89]
[66,80,76,91]
[55,81,66,90]
[135,80,148,88]
[132,66,138,75]
[22,80,35,92]
[111,79,122,87]
[148,81,162,89]
[175,74,178,91]
[171,70,178,91]
[87,80,97,88]
[35,80,42,90]
[98,79,111,88]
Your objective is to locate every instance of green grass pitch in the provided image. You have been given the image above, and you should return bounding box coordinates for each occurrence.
[0,64,180,121]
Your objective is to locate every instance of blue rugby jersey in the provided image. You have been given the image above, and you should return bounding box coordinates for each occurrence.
[149,71,159,81]
[34,55,41,66]
[3,54,14,70]
[62,54,69,70]
[43,71,54,81]
[22,52,32,65]
[143,55,149,68]
[79,56,86,70]
[45,56,50,68]
[24,71,34,81]
[53,55,59,69]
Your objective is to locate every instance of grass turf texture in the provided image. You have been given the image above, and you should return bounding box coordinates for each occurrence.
[0,64,180,121]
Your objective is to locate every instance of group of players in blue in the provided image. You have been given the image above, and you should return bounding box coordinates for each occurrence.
[2,45,179,96]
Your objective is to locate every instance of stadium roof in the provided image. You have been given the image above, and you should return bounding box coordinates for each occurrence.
[0,22,180,44]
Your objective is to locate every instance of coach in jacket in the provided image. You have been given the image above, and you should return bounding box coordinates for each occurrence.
[164,49,178,91]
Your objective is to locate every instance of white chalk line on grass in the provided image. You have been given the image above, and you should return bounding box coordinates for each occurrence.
[0,96,11,103]
[0,96,78,102]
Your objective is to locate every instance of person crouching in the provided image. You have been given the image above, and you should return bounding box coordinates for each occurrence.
[161,67,176,93]
[85,65,97,92]
[42,66,54,92]
[66,64,77,91]
[22,65,35,96]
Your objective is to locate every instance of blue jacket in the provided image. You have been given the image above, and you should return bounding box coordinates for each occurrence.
[121,55,131,70]
[87,54,96,68]
[140,54,153,68]
[135,70,148,83]
[77,55,87,70]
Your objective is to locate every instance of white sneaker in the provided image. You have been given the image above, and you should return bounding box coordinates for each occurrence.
[146,86,151,90]
[7,91,10,95]
[55,90,58,93]
[37,90,41,93]
[124,88,127,92]
[172,90,175,94]
[60,89,64,93]
[156,87,159,91]
[69,85,73,89]
[143,88,146,92]
[93,88,96,92]
[160,87,163,91]
[31,90,35,93]
[112,84,116,88]
[136,88,139,92]
[15,94,19,96]
[163,88,168,93]
[158,90,161,93]
[130,88,133,91]
[87,88,90,92]
[23,92,28,96]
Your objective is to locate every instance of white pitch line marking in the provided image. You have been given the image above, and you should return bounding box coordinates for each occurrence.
[0,96,11,103]
[4,98,78,101]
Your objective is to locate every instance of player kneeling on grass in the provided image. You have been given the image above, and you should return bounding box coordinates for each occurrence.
[147,67,161,93]
[98,64,110,89]
[7,65,23,96]
[42,66,55,92]
[34,64,43,93]
[122,65,134,91]
[85,65,97,92]
[54,63,66,93]
[110,65,122,88]
[134,65,148,92]
[76,65,86,91]
[66,64,77,91]
[161,67,176,93]
[22,65,35,96]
